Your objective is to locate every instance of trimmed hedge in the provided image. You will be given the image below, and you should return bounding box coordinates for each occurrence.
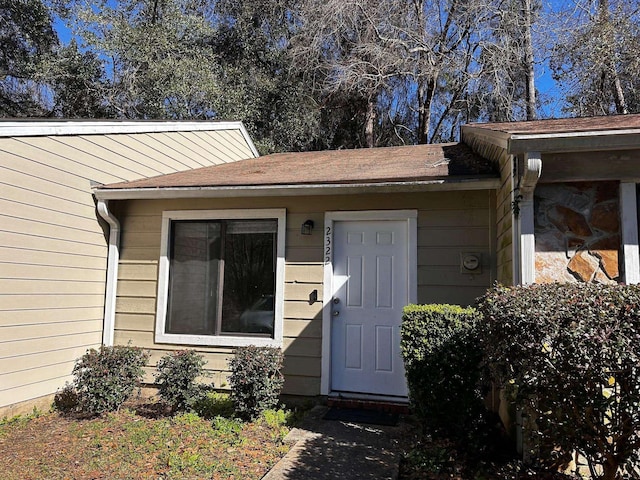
[478,283,640,479]
[155,350,213,412]
[228,346,284,420]
[401,303,485,439]
[67,345,148,415]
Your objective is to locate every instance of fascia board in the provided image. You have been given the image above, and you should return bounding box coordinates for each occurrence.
[508,130,640,154]
[93,177,501,200]
[460,125,511,149]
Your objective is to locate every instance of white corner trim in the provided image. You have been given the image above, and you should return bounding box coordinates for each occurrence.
[620,183,640,284]
[154,208,286,348]
[320,210,418,396]
[236,122,260,158]
[96,199,120,346]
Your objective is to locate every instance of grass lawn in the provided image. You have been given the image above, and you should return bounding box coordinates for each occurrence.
[0,397,293,480]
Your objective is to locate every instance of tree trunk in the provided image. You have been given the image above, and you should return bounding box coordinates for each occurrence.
[364,97,376,148]
[522,0,537,120]
[598,0,628,114]
[417,76,436,144]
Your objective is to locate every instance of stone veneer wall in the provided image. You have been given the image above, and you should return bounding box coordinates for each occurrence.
[534,181,620,284]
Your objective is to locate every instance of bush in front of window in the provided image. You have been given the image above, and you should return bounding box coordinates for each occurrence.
[70,345,149,415]
[228,345,284,420]
[155,350,213,412]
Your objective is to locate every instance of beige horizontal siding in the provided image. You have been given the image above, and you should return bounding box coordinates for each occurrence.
[0,230,105,257]
[203,130,253,160]
[0,294,104,311]
[0,307,104,327]
[0,279,105,295]
[0,125,255,410]
[2,319,103,343]
[53,136,160,179]
[0,345,90,376]
[1,262,106,282]
[2,331,102,358]
[0,214,105,245]
[0,247,106,270]
[2,182,95,218]
[0,377,73,409]
[112,190,496,397]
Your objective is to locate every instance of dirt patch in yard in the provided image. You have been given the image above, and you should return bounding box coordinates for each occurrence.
[0,402,291,480]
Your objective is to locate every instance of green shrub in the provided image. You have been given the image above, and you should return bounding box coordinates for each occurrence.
[228,345,284,420]
[72,345,148,415]
[155,350,212,412]
[478,283,640,479]
[53,383,79,413]
[401,304,485,440]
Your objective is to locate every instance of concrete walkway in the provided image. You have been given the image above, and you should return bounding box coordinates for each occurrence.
[262,406,413,480]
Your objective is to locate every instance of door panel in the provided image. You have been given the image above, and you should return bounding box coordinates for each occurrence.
[331,220,408,397]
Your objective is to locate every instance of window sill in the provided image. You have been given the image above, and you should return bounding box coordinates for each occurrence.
[154,332,283,348]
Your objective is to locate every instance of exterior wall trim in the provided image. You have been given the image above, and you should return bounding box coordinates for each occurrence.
[320,210,418,396]
[96,199,120,347]
[153,208,286,348]
[93,178,501,201]
[621,182,640,284]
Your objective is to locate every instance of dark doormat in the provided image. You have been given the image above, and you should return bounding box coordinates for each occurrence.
[323,407,399,426]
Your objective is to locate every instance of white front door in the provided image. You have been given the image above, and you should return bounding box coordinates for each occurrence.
[330,219,409,397]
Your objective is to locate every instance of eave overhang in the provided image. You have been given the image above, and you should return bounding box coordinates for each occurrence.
[462,125,640,155]
[93,177,500,201]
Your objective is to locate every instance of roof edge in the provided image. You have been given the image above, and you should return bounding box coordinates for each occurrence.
[93,177,501,200]
[0,120,259,157]
[463,123,640,154]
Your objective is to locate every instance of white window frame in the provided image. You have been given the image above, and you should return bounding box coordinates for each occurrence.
[155,208,286,347]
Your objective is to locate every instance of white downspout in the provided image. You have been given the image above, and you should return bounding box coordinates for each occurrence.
[96,199,120,346]
[517,152,542,285]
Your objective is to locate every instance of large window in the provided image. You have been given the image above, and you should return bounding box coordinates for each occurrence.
[155,209,285,347]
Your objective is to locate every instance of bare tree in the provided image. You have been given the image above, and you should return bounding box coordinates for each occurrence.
[291,0,498,145]
[551,0,640,116]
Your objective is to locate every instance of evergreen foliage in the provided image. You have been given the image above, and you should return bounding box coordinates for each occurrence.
[70,345,148,415]
[228,346,284,420]
[478,283,640,480]
[155,350,213,413]
[401,304,486,441]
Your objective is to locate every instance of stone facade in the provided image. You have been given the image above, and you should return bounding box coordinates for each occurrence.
[534,181,620,284]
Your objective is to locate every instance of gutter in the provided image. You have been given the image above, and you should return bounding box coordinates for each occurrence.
[93,177,501,201]
[96,199,120,347]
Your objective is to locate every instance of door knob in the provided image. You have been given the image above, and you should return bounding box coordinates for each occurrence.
[332,310,340,316]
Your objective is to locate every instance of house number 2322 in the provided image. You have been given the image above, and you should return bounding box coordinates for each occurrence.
[325,226,331,264]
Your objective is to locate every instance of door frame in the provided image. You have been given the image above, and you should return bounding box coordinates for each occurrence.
[320,210,418,396]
